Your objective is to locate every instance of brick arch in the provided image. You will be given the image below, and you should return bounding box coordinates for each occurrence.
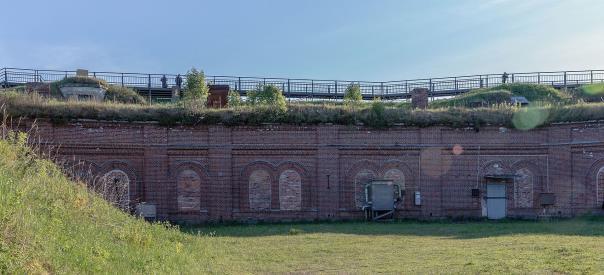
[171,161,210,213]
[276,161,310,210]
[480,160,512,177]
[239,161,276,211]
[378,160,415,209]
[343,160,379,210]
[65,159,100,183]
[584,158,604,208]
[97,160,140,208]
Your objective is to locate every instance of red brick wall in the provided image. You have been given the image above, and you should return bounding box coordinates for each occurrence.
[24,120,604,222]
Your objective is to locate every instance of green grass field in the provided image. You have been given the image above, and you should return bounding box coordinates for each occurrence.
[1,129,604,274]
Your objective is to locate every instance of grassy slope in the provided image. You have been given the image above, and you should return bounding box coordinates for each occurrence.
[0,135,213,273]
[0,134,603,273]
[430,83,571,108]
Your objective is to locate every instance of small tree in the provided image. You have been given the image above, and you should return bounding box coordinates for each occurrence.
[247,84,287,111]
[227,90,242,107]
[344,83,362,102]
[182,67,209,101]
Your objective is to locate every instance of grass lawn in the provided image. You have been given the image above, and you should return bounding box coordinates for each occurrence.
[186,219,604,274]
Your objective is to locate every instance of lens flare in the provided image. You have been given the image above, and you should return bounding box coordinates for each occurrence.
[512,106,549,131]
[452,144,464,155]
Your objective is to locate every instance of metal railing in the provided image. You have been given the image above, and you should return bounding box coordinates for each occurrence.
[2,67,604,100]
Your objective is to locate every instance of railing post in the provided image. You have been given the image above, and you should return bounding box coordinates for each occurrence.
[371,86,374,98]
[34,70,39,82]
[429,78,432,93]
[311,80,314,99]
[486,75,489,87]
[287,79,291,97]
[93,72,96,78]
[405,80,408,94]
[238,77,242,93]
[511,74,515,83]
[454,77,458,93]
[590,70,594,84]
[148,74,152,104]
[537,73,541,84]
[563,71,567,89]
[3,68,7,87]
[334,80,338,99]
[380,82,384,97]
[121,73,124,87]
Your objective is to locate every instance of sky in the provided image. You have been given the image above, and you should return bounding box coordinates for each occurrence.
[1,0,603,81]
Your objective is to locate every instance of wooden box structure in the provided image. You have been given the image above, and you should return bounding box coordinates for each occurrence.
[207,85,229,108]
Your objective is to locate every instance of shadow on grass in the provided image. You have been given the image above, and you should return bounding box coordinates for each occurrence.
[179,216,604,239]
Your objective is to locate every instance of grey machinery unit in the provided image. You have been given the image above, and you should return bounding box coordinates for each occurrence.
[362,180,403,221]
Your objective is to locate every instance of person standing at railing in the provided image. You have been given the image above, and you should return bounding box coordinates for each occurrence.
[161,75,168,88]
[175,74,183,88]
[502,72,509,84]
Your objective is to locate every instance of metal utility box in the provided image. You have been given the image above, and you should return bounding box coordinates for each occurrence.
[369,181,395,211]
[414,191,421,206]
[540,193,556,206]
[207,85,229,108]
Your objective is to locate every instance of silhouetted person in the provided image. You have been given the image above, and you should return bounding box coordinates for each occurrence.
[160,75,168,88]
[502,72,509,84]
[175,74,182,88]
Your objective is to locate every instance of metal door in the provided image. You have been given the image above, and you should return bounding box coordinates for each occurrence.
[486,183,506,219]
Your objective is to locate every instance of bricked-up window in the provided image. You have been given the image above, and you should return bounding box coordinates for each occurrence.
[383,168,405,190]
[514,168,534,208]
[249,169,272,210]
[98,169,130,211]
[354,169,376,208]
[279,170,302,210]
[177,169,201,212]
[597,167,604,207]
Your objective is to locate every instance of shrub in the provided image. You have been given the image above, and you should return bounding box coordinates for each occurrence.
[104,85,146,104]
[227,90,242,107]
[344,83,362,102]
[569,83,604,102]
[247,85,287,111]
[182,68,209,101]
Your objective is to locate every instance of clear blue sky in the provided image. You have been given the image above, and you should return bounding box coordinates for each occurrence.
[1,0,603,80]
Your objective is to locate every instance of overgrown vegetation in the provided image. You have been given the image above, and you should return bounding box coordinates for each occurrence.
[4,91,604,129]
[50,76,109,98]
[104,85,146,104]
[430,83,571,108]
[246,84,287,112]
[568,83,604,102]
[343,83,362,102]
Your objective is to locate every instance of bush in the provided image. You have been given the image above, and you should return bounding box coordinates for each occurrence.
[569,83,604,102]
[227,90,242,107]
[344,83,362,102]
[247,85,287,111]
[182,68,209,101]
[104,85,146,104]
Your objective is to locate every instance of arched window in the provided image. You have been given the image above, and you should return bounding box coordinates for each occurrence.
[279,169,302,210]
[98,169,130,211]
[177,169,202,212]
[514,168,534,208]
[354,169,376,208]
[249,169,272,210]
[597,167,604,207]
